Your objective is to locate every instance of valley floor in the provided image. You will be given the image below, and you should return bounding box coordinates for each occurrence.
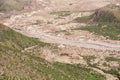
[0,0,120,80]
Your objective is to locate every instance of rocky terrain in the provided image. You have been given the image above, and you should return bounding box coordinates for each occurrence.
[0,0,120,80]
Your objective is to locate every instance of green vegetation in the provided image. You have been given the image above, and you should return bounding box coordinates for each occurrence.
[105,56,120,78]
[104,69,120,79]
[80,23,120,40]
[51,11,71,17]
[83,56,97,67]
[0,24,106,80]
[55,30,71,35]
[83,56,96,62]
[52,63,105,80]
[105,57,120,62]
[74,16,90,23]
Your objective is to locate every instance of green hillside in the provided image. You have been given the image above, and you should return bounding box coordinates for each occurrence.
[74,5,120,40]
[0,24,105,80]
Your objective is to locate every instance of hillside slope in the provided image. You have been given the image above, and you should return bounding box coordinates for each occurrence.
[78,5,120,40]
[0,24,106,80]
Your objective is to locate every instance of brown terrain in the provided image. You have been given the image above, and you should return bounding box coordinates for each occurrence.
[0,0,120,80]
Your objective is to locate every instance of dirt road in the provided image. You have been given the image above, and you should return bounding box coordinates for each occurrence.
[13,26,120,52]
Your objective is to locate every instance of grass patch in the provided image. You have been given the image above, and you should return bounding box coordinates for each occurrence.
[105,57,120,62]
[104,56,120,79]
[53,63,105,80]
[75,22,120,40]
[51,11,71,17]
[104,69,120,79]
[74,16,90,23]
[83,56,97,67]
[83,56,96,62]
